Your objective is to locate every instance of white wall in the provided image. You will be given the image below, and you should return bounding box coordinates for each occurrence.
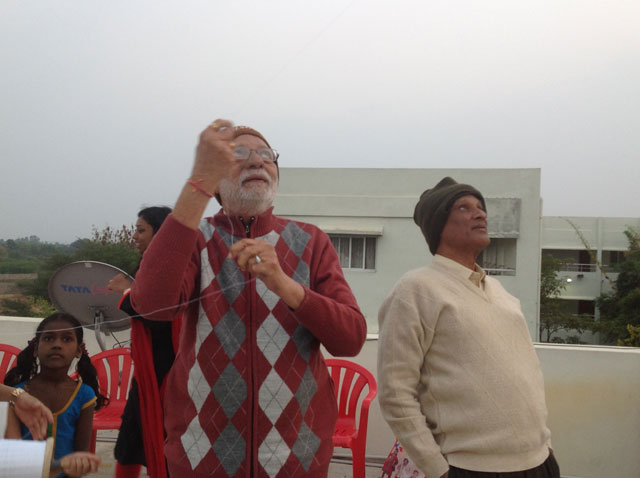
[276,167,542,338]
[542,216,640,251]
[0,315,130,356]
[326,340,640,478]
[537,344,640,478]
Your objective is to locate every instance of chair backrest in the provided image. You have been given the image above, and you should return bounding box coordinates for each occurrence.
[0,344,21,384]
[90,348,134,404]
[325,358,378,424]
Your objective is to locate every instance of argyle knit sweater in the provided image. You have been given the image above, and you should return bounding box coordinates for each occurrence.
[131,208,366,478]
[378,255,551,478]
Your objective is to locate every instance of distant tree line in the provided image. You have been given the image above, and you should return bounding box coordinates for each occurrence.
[0,225,137,317]
[0,236,74,273]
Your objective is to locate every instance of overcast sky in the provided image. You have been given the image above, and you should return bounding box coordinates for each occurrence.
[1,0,638,244]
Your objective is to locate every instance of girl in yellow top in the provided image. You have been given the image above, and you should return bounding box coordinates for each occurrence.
[4,312,107,477]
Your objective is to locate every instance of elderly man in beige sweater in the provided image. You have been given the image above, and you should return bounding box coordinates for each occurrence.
[377,177,560,478]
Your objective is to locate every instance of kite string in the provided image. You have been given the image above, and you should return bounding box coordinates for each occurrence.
[4,221,313,339]
[231,0,357,117]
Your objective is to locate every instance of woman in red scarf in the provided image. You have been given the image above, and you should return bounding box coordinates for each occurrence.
[108,206,181,478]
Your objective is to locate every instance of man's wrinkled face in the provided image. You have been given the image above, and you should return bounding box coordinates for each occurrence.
[439,194,490,255]
[219,134,278,216]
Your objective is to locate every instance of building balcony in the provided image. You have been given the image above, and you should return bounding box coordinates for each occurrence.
[484,267,517,276]
[559,263,597,273]
[556,269,618,300]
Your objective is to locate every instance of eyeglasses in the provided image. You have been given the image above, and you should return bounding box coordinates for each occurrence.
[233,146,279,164]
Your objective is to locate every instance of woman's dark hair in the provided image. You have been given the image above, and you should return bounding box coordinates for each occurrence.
[138,206,171,234]
[4,312,108,410]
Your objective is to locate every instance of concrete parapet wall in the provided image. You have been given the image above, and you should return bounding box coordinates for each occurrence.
[328,340,640,478]
[537,344,640,478]
[0,315,130,356]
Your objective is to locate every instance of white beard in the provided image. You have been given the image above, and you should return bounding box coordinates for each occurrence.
[219,170,278,216]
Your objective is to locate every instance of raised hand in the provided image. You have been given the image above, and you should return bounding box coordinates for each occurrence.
[107,273,132,293]
[190,119,237,197]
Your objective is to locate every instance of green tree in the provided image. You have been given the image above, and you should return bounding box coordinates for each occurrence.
[596,227,640,345]
[20,252,82,300]
[0,296,57,318]
[0,298,32,317]
[0,236,73,273]
[618,324,640,347]
[89,224,135,248]
[539,254,570,342]
[539,254,594,343]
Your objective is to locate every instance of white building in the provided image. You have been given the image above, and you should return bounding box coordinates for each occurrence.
[541,216,640,343]
[275,167,543,338]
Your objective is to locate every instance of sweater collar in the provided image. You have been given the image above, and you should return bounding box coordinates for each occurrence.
[433,254,486,288]
[213,206,276,238]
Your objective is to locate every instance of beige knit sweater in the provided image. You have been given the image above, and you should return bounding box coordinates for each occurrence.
[378,255,551,478]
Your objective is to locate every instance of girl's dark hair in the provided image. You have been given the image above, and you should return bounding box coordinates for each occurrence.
[138,206,171,234]
[4,312,108,410]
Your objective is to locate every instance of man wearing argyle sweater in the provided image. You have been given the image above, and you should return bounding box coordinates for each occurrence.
[131,120,367,478]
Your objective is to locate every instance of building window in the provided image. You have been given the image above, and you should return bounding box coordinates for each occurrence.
[560,299,596,319]
[602,250,625,271]
[477,238,517,276]
[329,235,376,270]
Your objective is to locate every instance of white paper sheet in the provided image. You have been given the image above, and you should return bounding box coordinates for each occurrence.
[0,438,46,478]
[0,402,7,437]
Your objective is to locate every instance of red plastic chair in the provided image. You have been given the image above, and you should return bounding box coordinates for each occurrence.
[0,344,21,383]
[89,348,134,452]
[325,358,378,478]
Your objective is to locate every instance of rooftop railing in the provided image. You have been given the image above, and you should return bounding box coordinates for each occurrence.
[558,263,597,272]
[484,267,516,276]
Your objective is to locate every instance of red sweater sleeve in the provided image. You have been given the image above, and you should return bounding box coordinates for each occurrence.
[294,231,367,357]
[130,215,201,321]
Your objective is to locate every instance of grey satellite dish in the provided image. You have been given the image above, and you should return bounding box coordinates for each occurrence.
[48,261,134,351]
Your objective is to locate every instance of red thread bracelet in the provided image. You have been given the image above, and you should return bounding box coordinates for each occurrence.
[187,179,214,198]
